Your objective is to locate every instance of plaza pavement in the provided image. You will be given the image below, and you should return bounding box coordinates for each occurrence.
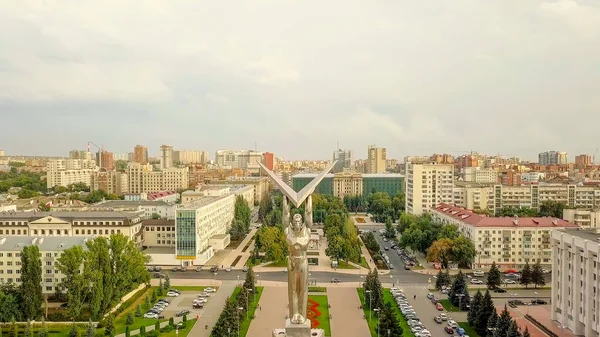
[247,286,288,337]
[327,287,371,337]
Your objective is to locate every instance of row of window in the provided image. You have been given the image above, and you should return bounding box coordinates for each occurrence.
[0,228,124,235]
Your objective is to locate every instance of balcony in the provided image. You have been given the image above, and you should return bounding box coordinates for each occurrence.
[502,252,511,258]
[502,246,511,251]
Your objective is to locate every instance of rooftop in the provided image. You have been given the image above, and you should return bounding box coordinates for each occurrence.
[93,200,170,208]
[178,196,223,210]
[0,236,89,252]
[292,173,404,178]
[0,210,140,220]
[432,203,579,228]
[148,191,178,200]
[143,219,175,226]
[558,229,600,242]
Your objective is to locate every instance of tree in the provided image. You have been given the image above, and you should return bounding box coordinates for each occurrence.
[164,275,171,290]
[38,319,47,337]
[0,285,22,322]
[435,269,452,291]
[125,326,130,337]
[155,321,160,331]
[151,213,160,219]
[144,296,151,310]
[523,327,531,337]
[531,260,546,288]
[69,324,79,337]
[493,305,513,337]
[447,271,470,310]
[104,314,115,336]
[25,320,33,337]
[539,200,564,218]
[397,213,415,234]
[86,320,94,337]
[486,311,498,337]
[378,302,402,336]
[384,217,395,239]
[507,320,520,337]
[253,226,288,264]
[486,262,502,290]
[426,238,454,269]
[150,289,157,303]
[520,262,532,288]
[139,325,146,337]
[21,245,43,320]
[56,245,85,319]
[10,318,16,337]
[438,224,459,240]
[135,304,143,317]
[475,291,495,336]
[468,290,483,325]
[157,279,163,296]
[450,236,477,267]
[126,313,134,326]
[229,218,247,241]
[243,266,256,294]
[363,269,383,310]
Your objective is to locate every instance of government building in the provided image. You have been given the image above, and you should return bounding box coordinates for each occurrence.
[292,172,404,198]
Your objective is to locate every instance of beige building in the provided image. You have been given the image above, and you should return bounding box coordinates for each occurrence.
[367,145,386,174]
[551,229,600,337]
[215,150,263,169]
[182,185,254,206]
[0,236,90,293]
[462,167,498,184]
[562,209,600,228]
[207,176,269,205]
[406,162,454,215]
[431,203,578,269]
[0,211,144,245]
[127,163,189,194]
[160,145,174,170]
[173,150,209,164]
[46,159,98,189]
[453,183,600,214]
[142,219,175,248]
[91,170,129,195]
[332,172,363,198]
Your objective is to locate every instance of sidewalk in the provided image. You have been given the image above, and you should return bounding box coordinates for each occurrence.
[189,282,236,337]
[220,228,258,268]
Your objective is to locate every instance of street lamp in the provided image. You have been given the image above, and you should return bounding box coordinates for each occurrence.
[374,308,381,337]
[365,290,373,321]
[534,291,539,304]
[237,307,243,337]
[457,294,465,311]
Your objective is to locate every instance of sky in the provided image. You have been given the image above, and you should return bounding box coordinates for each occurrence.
[1,0,599,161]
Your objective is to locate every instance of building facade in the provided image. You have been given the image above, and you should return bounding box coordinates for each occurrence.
[133,145,148,164]
[332,149,352,173]
[431,203,578,269]
[89,200,177,220]
[127,163,189,194]
[160,145,173,170]
[575,154,593,167]
[463,167,498,184]
[215,150,263,169]
[0,236,90,294]
[91,170,129,195]
[207,177,269,205]
[551,229,600,337]
[332,172,363,198]
[46,159,97,189]
[263,152,275,171]
[367,145,386,174]
[405,162,454,215]
[292,173,404,198]
[96,151,114,170]
[181,185,254,206]
[539,151,568,166]
[142,219,175,248]
[562,209,600,228]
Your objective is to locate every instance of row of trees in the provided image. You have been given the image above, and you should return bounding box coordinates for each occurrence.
[468,290,531,337]
[229,195,253,240]
[489,200,565,218]
[0,170,46,194]
[362,269,403,336]
[211,268,257,336]
[324,214,362,264]
[56,234,150,320]
[365,192,404,223]
[486,261,546,290]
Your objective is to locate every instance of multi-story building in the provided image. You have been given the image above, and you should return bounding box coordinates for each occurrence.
[173,150,207,165]
[46,159,97,189]
[89,200,177,220]
[0,236,90,294]
[69,150,92,160]
[207,177,269,205]
[160,145,174,170]
[429,154,454,164]
[455,154,479,171]
[498,169,522,186]
[113,153,129,161]
[263,152,275,171]
[181,185,254,207]
[292,173,404,198]
[0,149,4,158]
[562,209,600,228]
[405,162,454,215]
[96,151,114,170]
[575,154,593,167]
[521,172,545,183]
[431,203,578,269]
[127,163,189,194]
[386,159,399,171]
[0,211,143,244]
[367,145,386,174]
[142,219,175,248]
[551,229,600,337]
[332,149,352,173]
[539,151,568,166]
[453,183,600,214]
[90,170,129,195]
[463,167,498,184]
[215,150,263,169]
[133,145,149,164]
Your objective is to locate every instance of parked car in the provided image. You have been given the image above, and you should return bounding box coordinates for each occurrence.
[444,327,455,334]
[210,266,219,273]
[171,267,180,272]
[176,310,190,317]
[181,267,188,272]
[473,270,485,277]
[531,299,548,305]
[144,312,159,319]
[197,292,210,297]
[508,300,525,308]
[192,303,204,309]
[447,320,458,328]
[436,303,444,311]
[404,265,411,270]
[242,265,249,272]
[225,266,232,272]
[166,291,180,297]
[439,313,448,321]
[503,279,517,284]
[427,293,434,300]
[331,278,341,283]
[434,316,443,324]
[493,287,507,293]
[204,287,217,293]
[194,298,208,303]
[195,266,203,272]
[470,279,484,284]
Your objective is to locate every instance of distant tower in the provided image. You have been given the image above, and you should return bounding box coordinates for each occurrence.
[160,145,173,169]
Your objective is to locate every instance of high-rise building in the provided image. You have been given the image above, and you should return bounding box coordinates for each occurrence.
[332,149,352,173]
[69,150,92,160]
[133,145,148,164]
[96,151,114,170]
[462,167,498,184]
[367,145,386,173]
[215,150,263,169]
[0,149,4,157]
[173,150,207,164]
[91,170,129,195]
[263,152,275,171]
[113,153,129,161]
[160,145,173,170]
[405,162,454,215]
[539,151,568,166]
[575,154,592,167]
[126,162,188,194]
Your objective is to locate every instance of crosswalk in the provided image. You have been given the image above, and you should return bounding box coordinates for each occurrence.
[385,283,432,291]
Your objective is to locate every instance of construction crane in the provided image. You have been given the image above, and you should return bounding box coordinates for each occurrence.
[87,141,106,168]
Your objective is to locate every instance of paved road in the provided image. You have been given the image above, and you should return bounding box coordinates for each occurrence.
[189,282,236,337]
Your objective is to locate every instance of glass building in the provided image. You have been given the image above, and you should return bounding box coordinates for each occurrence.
[292,173,404,197]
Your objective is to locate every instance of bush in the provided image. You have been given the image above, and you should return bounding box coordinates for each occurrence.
[154,321,160,332]
[135,305,142,318]
[125,326,130,337]
[126,313,134,326]
[182,315,187,323]
[46,313,70,322]
[147,330,159,337]
[139,325,146,337]
[168,318,174,327]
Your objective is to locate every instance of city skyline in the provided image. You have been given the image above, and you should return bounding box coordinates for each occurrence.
[1,1,599,160]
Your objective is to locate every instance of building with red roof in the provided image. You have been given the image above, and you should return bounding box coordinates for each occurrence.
[430,203,579,270]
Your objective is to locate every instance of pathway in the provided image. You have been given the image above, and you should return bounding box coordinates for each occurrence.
[247,286,288,337]
[220,228,258,268]
[189,282,236,337]
[327,287,371,337]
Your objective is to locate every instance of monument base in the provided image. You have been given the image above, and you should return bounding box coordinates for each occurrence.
[271,319,324,337]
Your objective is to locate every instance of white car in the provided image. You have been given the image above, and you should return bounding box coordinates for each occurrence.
[197,292,210,297]
[504,279,517,284]
[204,287,217,293]
[166,291,180,297]
[470,279,484,284]
[144,313,158,319]
[194,298,208,303]
[417,330,431,337]
[439,313,448,321]
[473,270,485,277]
[447,320,458,328]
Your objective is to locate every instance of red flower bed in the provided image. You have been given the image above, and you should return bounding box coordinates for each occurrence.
[306,299,321,328]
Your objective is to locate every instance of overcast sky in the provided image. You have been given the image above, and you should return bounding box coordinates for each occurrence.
[1,1,599,161]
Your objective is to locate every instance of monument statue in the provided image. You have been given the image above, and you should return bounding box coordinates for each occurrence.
[259,161,336,337]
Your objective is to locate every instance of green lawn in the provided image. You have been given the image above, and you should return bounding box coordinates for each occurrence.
[459,322,481,337]
[336,261,358,269]
[265,261,288,267]
[308,287,327,292]
[308,295,331,337]
[239,287,264,337]
[111,286,165,335]
[439,299,462,312]
[360,256,369,269]
[357,288,379,337]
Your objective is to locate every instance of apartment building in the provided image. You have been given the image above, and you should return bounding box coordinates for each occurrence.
[431,203,578,269]
[332,149,352,173]
[207,176,269,204]
[173,150,209,165]
[539,151,568,166]
[562,209,600,228]
[133,145,148,164]
[160,145,173,170]
[367,145,386,174]
[175,193,239,265]
[46,159,97,189]
[263,152,275,171]
[463,167,498,184]
[0,236,90,293]
[551,229,600,337]
[215,150,263,169]
[90,170,129,195]
[405,162,454,215]
[142,219,175,248]
[127,163,189,194]
[69,150,93,160]
[575,155,593,167]
[181,185,254,206]
[96,151,114,170]
[455,155,479,171]
[292,173,404,198]
[89,200,177,220]
[0,211,143,245]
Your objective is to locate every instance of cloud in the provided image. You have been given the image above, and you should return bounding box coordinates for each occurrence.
[0,0,598,160]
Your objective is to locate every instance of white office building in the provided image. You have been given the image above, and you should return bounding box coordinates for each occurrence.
[46,159,97,189]
[551,229,600,337]
[405,162,454,215]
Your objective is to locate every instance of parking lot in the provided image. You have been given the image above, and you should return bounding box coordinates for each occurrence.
[145,288,218,320]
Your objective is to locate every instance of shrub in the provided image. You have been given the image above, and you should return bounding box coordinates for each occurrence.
[182,315,187,323]
[125,326,130,337]
[147,330,159,337]
[139,325,146,337]
[135,305,142,318]
[126,313,134,326]
[154,321,160,332]
[168,318,174,327]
